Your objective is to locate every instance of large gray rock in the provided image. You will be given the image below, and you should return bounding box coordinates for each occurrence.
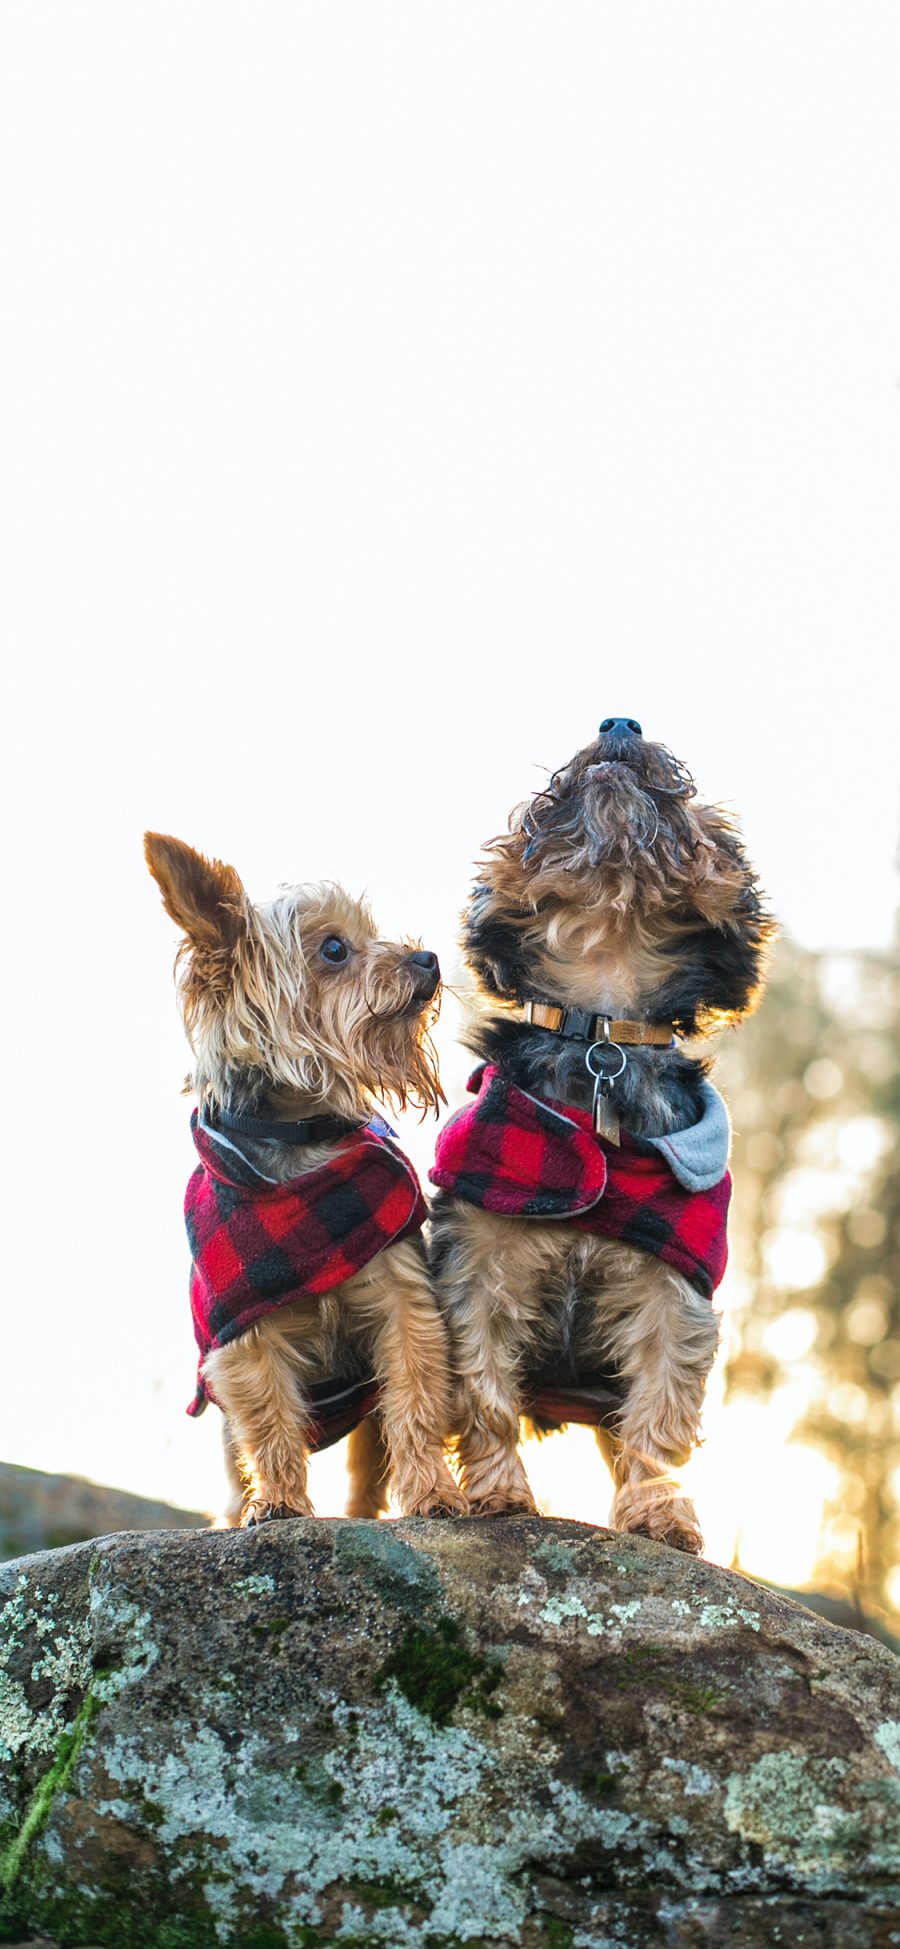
[0,1462,207,1562]
[1,1517,899,1947]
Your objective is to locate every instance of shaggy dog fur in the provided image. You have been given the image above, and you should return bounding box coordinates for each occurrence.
[145,834,465,1526]
[430,720,773,1552]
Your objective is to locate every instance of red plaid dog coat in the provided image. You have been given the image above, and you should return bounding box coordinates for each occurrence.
[185,1112,426,1417]
[429,1065,731,1298]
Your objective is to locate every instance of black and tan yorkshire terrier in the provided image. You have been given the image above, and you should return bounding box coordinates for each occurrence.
[145,833,466,1526]
[430,717,773,1553]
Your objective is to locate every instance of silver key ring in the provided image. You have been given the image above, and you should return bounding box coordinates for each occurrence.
[585,1040,627,1083]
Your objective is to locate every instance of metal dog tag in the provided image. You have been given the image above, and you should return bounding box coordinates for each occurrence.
[585,1038,627,1147]
[592,1075,621,1146]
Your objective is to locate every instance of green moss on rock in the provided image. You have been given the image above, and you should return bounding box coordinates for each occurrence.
[374,1615,503,1727]
[0,1688,100,1897]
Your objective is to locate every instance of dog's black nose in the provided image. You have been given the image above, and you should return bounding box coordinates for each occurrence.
[405,949,441,1000]
[599,717,642,737]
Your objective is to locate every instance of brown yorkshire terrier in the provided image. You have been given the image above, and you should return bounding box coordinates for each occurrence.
[430,717,773,1553]
[145,833,466,1526]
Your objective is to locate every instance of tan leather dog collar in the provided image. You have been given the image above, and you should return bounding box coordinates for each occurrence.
[523,999,676,1047]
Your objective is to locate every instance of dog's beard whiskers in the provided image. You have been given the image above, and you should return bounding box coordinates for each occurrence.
[363,985,433,1025]
[521,740,695,859]
[330,976,443,1117]
[511,768,709,922]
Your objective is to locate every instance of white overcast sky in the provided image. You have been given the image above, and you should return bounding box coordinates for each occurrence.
[2,3,899,1514]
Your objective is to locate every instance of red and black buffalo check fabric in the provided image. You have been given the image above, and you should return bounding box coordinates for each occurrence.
[430,1064,731,1299]
[185,1113,426,1416]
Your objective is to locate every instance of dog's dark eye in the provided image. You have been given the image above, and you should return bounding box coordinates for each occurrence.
[319,935,349,965]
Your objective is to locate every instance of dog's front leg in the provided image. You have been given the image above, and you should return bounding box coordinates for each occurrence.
[436,1208,539,1517]
[347,1239,467,1518]
[596,1246,720,1554]
[203,1315,316,1525]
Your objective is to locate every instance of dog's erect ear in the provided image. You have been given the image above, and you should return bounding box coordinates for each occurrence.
[462,881,533,1000]
[144,833,246,949]
[654,814,776,1034]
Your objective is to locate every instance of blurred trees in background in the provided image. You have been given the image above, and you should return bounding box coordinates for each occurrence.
[717,938,900,1626]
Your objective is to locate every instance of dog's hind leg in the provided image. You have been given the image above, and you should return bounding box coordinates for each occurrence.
[345,1411,392,1519]
[219,1417,246,1527]
[203,1315,317,1525]
[593,1243,720,1554]
[345,1238,467,1519]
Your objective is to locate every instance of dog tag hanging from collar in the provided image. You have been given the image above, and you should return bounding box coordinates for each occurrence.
[584,1038,628,1148]
[592,1077,621,1145]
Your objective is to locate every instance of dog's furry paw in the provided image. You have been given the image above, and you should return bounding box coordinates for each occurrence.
[664,1525,704,1555]
[613,1487,703,1556]
[660,1501,705,1554]
[243,1500,312,1527]
[634,1514,704,1556]
[402,1478,469,1519]
[466,1490,540,1518]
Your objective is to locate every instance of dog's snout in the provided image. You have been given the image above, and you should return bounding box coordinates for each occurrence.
[406,949,441,998]
[599,716,642,738]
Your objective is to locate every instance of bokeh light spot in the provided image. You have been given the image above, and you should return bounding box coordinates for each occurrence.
[762,1228,830,1291]
[846,1208,888,1249]
[844,1296,889,1346]
[804,1058,843,1100]
[763,1308,818,1363]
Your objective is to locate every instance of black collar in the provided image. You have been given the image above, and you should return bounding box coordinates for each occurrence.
[215,1105,363,1146]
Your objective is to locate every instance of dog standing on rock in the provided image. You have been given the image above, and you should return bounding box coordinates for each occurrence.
[430,718,773,1552]
[145,834,466,1526]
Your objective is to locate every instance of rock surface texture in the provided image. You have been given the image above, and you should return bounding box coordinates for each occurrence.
[1,1517,899,1948]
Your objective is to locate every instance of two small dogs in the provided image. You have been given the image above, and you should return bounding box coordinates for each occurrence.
[146,718,772,1551]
